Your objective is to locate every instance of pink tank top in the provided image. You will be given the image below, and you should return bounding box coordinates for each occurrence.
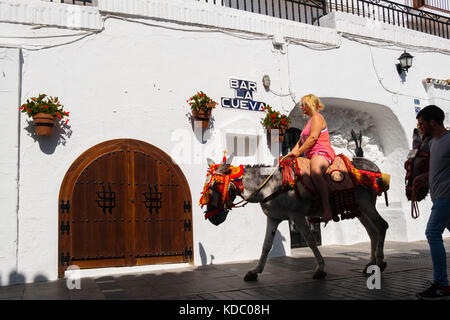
[300,115,336,160]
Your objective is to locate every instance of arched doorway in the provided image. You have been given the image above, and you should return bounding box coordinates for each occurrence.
[58,139,193,278]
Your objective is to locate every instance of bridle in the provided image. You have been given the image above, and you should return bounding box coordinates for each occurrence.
[201,155,289,219]
[232,165,282,207]
[235,154,291,206]
[200,163,244,219]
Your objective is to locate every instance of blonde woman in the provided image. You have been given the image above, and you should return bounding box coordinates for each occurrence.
[287,94,336,223]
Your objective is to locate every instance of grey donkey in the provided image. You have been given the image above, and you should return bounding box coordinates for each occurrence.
[204,154,389,281]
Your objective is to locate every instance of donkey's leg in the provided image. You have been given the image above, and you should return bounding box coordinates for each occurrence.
[244,216,281,281]
[291,215,327,279]
[357,211,378,274]
[358,189,389,273]
[364,206,389,272]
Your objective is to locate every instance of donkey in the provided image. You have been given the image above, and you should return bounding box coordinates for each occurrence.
[405,128,431,218]
[203,154,389,281]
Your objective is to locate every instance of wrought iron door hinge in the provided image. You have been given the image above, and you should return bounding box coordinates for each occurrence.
[184,247,192,260]
[60,252,70,266]
[183,200,191,213]
[60,221,70,235]
[60,200,70,214]
[184,219,191,232]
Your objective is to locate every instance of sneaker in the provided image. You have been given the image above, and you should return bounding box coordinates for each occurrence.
[416,283,450,300]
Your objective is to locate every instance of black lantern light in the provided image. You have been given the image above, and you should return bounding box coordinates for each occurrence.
[396,50,414,74]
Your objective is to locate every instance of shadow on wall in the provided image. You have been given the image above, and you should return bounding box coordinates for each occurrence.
[187,112,213,144]
[23,119,73,154]
[198,242,215,265]
[0,271,49,287]
[268,230,286,258]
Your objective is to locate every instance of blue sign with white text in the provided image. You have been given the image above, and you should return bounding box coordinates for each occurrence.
[221,79,266,111]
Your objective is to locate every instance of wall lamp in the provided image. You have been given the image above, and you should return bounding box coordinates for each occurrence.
[396,50,414,75]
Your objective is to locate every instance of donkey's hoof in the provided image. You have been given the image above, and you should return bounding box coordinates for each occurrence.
[363,262,387,275]
[244,271,258,282]
[362,264,372,275]
[312,269,327,280]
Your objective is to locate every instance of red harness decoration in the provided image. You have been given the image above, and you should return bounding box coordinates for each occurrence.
[279,156,298,189]
[338,154,384,196]
[199,162,245,219]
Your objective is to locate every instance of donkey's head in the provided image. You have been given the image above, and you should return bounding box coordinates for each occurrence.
[405,128,430,201]
[200,154,243,226]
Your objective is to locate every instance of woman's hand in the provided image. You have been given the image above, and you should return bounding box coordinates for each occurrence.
[286,151,295,158]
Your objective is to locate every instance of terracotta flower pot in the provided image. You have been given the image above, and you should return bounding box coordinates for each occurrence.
[33,113,56,136]
[192,109,211,128]
[267,126,286,142]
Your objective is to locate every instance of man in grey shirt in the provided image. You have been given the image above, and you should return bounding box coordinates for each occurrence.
[415,105,450,299]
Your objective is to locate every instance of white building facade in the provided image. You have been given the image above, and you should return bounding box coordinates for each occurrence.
[0,0,449,286]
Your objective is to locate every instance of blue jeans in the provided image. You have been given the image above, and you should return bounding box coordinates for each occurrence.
[425,198,450,287]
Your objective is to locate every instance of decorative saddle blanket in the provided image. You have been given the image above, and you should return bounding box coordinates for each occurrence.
[279,154,387,222]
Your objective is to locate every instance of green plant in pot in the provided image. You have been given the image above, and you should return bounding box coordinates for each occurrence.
[261,105,291,142]
[187,91,217,128]
[20,94,69,136]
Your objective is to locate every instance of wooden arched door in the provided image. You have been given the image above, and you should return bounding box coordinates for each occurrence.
[58,139,193,278]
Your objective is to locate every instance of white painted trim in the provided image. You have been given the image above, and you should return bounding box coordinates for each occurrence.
[320,11,450,53]
[97,0,340,47]
[0,0,102,30]
[1,0,448,52]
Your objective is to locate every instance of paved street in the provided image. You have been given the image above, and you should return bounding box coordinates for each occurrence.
[1,239,449,300]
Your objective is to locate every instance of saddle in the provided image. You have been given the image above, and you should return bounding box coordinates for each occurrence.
[279,154,389,222]
[404,131,430,219]
[404,135,430,202]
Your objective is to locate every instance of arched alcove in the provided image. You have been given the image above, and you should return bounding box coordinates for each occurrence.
[288,98,410,244]
[289,98,408,155]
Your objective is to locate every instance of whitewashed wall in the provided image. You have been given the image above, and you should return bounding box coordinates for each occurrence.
[0,47,20,287]
[0,0,449,285]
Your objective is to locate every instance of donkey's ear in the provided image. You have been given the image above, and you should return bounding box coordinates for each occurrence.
[207,158,215,166]
[351,129,357,142]
[412,128,422,149]
[225,153,234,164]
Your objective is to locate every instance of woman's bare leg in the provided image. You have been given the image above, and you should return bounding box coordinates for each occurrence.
[310,155,333,222]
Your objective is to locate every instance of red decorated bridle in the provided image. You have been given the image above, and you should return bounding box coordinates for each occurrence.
[199,161,245,219]
[200,155,289,219]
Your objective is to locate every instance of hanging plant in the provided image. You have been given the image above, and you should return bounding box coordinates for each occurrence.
[20,94,69,136]
[261,105,291,141]
[187,91,217,128]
